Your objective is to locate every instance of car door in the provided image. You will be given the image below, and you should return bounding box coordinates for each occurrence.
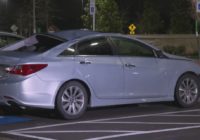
[110,36,169,98]
[75,37,124,98]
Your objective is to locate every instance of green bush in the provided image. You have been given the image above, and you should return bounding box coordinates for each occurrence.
[187,51,199,59]
[176,45,186,55]
[163,45,175,54]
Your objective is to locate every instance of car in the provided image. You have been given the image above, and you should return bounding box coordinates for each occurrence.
[0,29,200,119]
[0,31,23,48]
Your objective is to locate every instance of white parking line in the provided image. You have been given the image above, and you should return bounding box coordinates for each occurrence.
[2,109,200,140]
[158,114,200,117]
[5,130,144,140]
[18,130,145,133]
[86,125,200,140]
[6,132,55,140]
[88,121,200,125]
[5,109,200,133]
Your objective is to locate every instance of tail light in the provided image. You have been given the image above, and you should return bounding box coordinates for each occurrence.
[6,64,48,76]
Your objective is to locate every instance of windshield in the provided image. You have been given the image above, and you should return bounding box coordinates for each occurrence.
[2,34,65,53]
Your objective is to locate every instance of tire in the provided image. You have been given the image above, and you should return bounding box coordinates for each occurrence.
[56,81,88,119]
[175,74,200,107]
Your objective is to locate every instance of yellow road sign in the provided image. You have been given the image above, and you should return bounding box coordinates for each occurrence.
[128,24,136,35]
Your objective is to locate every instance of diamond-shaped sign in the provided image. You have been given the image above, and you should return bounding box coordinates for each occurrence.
[128,24,136,35]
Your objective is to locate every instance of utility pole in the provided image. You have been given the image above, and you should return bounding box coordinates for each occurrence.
[33,0,36,33]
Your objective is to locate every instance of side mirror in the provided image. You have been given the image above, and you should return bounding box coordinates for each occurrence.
[156,50,167,58]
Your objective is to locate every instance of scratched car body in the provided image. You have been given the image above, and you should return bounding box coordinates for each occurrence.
[0,30,200,119]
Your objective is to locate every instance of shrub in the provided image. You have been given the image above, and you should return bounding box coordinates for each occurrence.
[163,45,186,56]
[163,45,175,54]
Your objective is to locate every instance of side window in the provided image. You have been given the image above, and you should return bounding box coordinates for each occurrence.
[111,37,155,57]
[77,37,113,55]
[59,45,76,56]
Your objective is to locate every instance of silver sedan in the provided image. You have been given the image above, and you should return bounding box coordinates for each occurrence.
[0,30,200,119]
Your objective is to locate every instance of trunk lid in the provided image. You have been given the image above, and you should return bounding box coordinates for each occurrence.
[0,51,38,64]
[0,51,39,78]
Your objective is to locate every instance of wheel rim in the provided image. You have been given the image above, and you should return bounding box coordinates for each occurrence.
[178,78,198,104]
[61,86,85,115]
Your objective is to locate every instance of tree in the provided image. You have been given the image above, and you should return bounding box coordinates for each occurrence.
[139,0,164,34]
[116,0,144,34]
[15,0,33,36]
[36,0,58,32]
[53,0,83,30]
[0,0,18,32]
[169,0,193,34]
[14,0,56,36]
[82,0,123,33]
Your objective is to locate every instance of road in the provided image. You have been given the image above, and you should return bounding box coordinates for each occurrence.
[0,102,200,140]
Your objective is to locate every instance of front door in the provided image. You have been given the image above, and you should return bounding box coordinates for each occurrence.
[75,37,124,98]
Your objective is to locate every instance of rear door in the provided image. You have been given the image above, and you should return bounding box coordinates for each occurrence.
[75,37,124,98]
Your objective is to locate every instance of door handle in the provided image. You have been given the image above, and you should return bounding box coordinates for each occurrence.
[125,64,136,68]
[80,61,91,64]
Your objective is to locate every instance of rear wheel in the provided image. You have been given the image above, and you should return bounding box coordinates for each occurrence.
[56,81,88,119]
[175,74,200,107]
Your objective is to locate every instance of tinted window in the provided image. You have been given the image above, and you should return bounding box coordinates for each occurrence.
[77,37,113,55]
[111,37,155,57]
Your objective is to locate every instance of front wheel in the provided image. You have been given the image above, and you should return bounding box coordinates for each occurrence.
[175,74,200,107]
[56,81,88,119]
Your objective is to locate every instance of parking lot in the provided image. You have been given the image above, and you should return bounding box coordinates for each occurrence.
[0,103,200,140]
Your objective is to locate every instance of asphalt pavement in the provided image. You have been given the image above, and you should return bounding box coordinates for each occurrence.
[0,102,200,140]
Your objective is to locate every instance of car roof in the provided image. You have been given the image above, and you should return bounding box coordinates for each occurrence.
[51,29,100,40]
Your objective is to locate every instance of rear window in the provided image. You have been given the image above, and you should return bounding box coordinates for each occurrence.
[3,34,64,53]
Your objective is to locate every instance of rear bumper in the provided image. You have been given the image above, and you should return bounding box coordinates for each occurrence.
[0,75,60,109]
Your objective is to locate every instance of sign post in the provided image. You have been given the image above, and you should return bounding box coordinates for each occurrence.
[33,0,36,33]
[90,0,96,31]
[196,0,200,59]
[196,0,200,36]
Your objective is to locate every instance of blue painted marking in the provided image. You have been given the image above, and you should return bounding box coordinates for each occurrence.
[0,116,31,125]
